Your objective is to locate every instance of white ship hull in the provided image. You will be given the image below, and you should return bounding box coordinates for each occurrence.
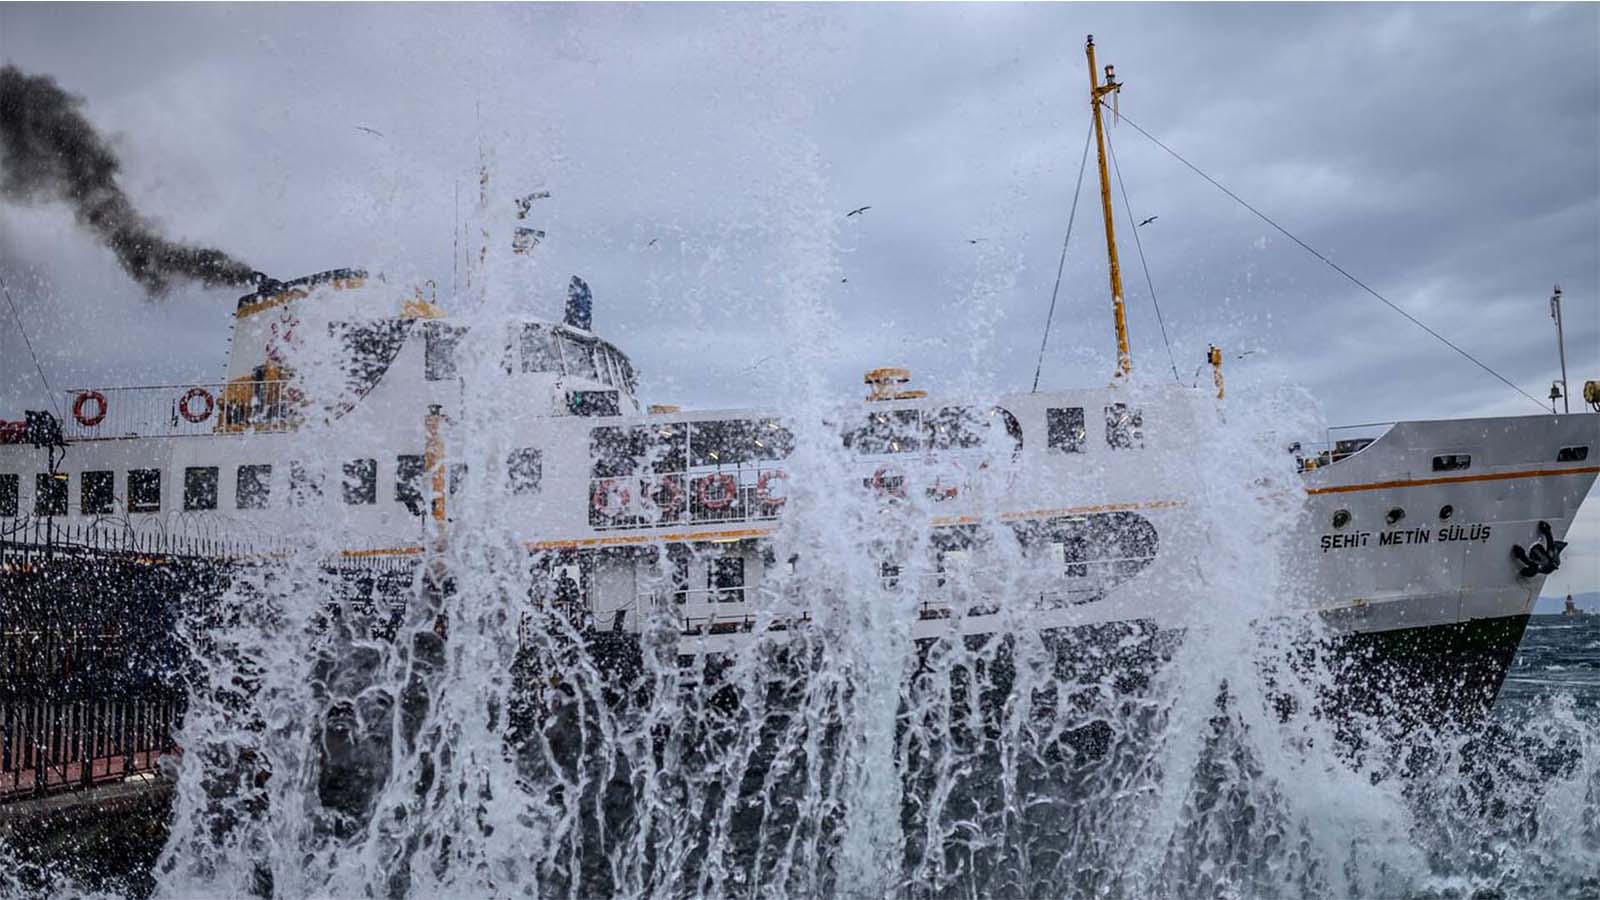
[2,274,1595,717]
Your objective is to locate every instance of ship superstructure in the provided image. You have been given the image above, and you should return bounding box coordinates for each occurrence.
[2,38,1596,721]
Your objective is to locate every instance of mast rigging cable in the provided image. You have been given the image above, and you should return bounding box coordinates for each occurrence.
[1,270,61,418]
[1033,119,1095,393]
[1104,124,1181,383]
[1104,102,1546,411]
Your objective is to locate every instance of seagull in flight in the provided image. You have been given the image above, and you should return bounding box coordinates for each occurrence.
[967,238,987,244]
[647,238,659,247]
[846,206,872,217]
[1137,215,1158,228]
[355,125,384,137]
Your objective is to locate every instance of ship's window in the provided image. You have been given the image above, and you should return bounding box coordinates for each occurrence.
[992,407,1025,456]
[1431,454,1470,472]
[35,473,67,516]
[590,424,693,479]
[844,409,922,455]
[1041,522,1094,577]
[592,426,645,478]
[936,548,972,587]
[184,467,219,511]
[507,448,542,495]
[1052,538,1089,577]
[334,320,411,395]
[237,464,272,510]
[694,419,795,467]
[880,561,901,588]
[81,470,114,515]
[924,408,981,451]
[609,350,629,389]
[1332,509,1351,529]
[751,419,795,460]
[650,423,688,473]
[560,335,599,380]
[613,352,638,394]
[289,461,323,506]
[395,455,425,515]
[551,563,583,606]
[520,324,562,374]
[1047,408,1087,453]
[670,551,691,605]
[0,473,16,517]
[1013,512,1159,579]
[1439,504,1454,520]
[710,555,745,602]
[424,321,467,382]
[1385,507,1405,525]
[1557,445,1589,462]
[1105,404,1144,450]
[568,390,620,417]
[128,469,161,513]
[343,459,377,505]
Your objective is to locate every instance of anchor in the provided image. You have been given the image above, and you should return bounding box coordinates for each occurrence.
[1511,520,1567,578]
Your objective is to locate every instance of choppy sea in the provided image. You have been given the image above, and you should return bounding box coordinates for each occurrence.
[1499,614,1600,713]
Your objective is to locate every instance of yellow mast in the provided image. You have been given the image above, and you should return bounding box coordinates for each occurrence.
[1086,35,1131,379]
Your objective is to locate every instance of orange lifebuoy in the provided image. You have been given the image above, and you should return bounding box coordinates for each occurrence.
[696,473,738,510]
[592,479,631,516]
[651,475,686,518]
[871,467,906,498]
[756,470,788,510]
[73,391,108,427]
[178,387,214,424]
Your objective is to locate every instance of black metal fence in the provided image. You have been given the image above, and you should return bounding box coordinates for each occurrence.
[1,524,241,802]
[1,518,273,567]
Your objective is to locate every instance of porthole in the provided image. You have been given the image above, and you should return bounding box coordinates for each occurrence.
[1439,504,1454,520]
[1557,445,1590,463]
[1386,507,1406,525]
[1332,509,1351,529]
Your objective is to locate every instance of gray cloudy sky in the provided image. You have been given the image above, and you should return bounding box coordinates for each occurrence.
[2,3,1597,593]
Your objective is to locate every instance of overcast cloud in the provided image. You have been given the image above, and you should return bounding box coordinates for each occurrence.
[1,3,1596,592]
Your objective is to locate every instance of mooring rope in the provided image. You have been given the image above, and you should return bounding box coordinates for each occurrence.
[1106,104,1546,411]
[1033,118,1096,393]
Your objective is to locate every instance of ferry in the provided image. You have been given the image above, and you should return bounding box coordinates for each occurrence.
[2,38,1595,722]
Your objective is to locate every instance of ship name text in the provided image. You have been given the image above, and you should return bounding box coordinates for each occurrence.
[1320,523,1491,554]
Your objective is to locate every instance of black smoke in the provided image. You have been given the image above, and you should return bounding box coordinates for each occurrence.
[0,65,261,294]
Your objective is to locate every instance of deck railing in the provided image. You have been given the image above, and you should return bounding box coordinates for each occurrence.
[589,465,790,530]
[642,587,791,635]
[1292,421,1395,472]
[61,380,298,441]
[0,518,278,566]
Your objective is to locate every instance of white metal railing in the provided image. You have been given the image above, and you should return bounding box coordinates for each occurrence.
[1290,421,1395,472]
[632,551,1159,635]
[61,381,299,441]
[642,587,785,635]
